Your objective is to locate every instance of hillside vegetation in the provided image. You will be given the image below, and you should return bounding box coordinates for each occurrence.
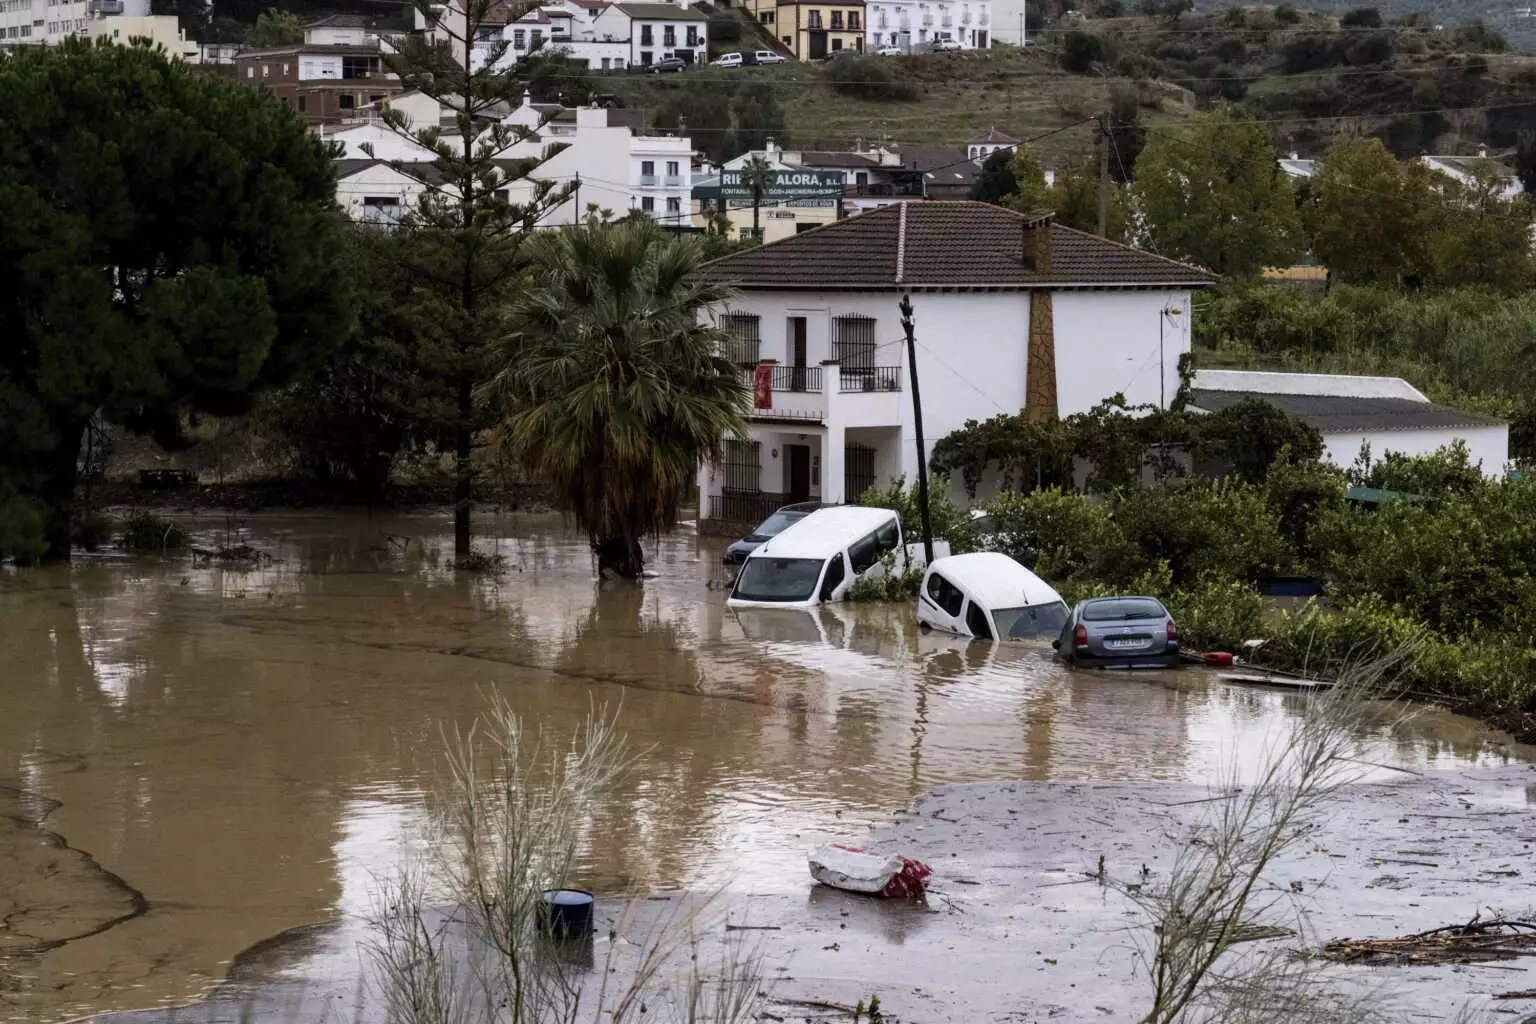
[566,5,1536,167]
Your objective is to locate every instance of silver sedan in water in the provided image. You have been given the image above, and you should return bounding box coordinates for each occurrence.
[1053,596,1180,669]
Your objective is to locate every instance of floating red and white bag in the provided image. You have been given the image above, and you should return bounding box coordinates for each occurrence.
[808,843,933,898]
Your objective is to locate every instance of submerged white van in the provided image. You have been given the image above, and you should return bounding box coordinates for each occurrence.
[916,551,1069,641]
[727,506,905,609]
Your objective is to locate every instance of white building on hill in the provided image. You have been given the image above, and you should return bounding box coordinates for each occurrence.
[0,0,195,57]
[865,0,992,51]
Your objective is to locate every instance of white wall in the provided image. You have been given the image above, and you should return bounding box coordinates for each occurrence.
[307,25,372,44]
[1053,289,1191,415]
[299,54,343,79]
[335,163,427,221]
[1323,424,1509,479]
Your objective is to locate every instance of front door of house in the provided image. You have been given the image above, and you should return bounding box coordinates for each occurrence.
[789,316,808,391]
[808,30,828,59]
[787,444,812,503]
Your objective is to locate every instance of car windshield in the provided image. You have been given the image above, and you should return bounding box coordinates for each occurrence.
[749,511,802,540]
[1082,598,1166,622]
[732,557,825,602]
[993,601,1070,640]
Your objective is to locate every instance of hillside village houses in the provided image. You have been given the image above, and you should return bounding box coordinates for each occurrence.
[1278,145,1525,198]
[331,90,692,226]
[691,201,1216,524]
[741,0,991,52]
[0,0,194,56]
[452,0,707,71]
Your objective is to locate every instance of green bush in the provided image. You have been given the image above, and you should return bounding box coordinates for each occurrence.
[981,487,1131,584]
[1061,30,1112,73]
[0,497,47,565]
[120,513,189,552]
[1349,440,1486,498]
[1263,448,1346,567]
[1340,6,1382,28]
[1110,479,1287,586]
[858,474,977,555]
[1311,477,1536,636]
[823,55,920,102]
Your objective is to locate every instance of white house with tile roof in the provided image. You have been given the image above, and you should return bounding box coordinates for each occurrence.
[692,201,1215,521]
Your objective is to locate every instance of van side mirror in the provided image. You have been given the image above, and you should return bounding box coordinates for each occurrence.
[1051,639,1061,650]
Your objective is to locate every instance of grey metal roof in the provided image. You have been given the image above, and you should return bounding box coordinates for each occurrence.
[1188,390,1506,433]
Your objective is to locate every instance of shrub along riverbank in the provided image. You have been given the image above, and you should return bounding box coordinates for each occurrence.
[865,441,1536,742]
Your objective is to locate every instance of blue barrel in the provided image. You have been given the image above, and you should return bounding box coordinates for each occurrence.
[539,889,594,939]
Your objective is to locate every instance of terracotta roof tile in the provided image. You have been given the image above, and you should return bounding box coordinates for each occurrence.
[967,126,1018,145]
[698,201,1216,290]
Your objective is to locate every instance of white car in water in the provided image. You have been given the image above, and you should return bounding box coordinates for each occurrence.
[728,506,947,609]
[916,551,1069,642]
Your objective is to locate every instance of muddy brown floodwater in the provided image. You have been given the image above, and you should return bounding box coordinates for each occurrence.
[0,511,1530,1023]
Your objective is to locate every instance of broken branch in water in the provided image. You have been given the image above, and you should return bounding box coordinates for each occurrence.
[1320,915,1536,967]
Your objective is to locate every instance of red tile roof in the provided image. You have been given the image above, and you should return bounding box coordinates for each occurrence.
[697,201,1217,290]
[968,126,1019,145]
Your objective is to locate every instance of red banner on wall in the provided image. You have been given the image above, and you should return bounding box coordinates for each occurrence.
[754,364,773,410]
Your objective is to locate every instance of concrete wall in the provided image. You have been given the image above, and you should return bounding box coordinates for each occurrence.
[1323,424,1510,479]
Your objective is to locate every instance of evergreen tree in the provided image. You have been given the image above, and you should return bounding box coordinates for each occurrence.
[373,0,570,560]
[970,149,1018,204]
[0,40,346,561]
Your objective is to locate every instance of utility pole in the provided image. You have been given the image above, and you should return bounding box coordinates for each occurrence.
[1097,113,1109,237]
[898,294,934,565]
[573,172,581,223]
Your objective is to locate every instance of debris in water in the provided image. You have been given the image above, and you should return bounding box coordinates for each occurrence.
[1321,915,1536,966]
[809,844,933,898]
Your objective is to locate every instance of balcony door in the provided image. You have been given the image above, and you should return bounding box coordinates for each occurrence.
[788,316,808,392]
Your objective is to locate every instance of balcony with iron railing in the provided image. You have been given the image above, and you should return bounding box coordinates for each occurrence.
[736,361,901,427]
[639,173,658,186]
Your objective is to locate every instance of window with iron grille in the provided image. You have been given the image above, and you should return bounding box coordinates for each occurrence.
[723,439,762,493]
[721,313,761,368]
[844,443,876,501]
[834,315,877,382]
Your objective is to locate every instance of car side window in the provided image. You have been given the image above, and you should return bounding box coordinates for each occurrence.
[874,521,899,558]
[848,534,880,574]
[925,572,964,617]
[819,553,846,601]
[965,601,993,640]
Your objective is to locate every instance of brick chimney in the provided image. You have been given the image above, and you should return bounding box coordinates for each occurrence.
[1022,212,1057,423]
[1021,212,1054,274]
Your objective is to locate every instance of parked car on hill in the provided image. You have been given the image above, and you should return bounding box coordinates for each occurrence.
[722,501,830,565]
[650,57,689,73]
[752,50,787,64]
[875,45,903,56]
[712,51,744,67]
[932,37,963,51]
[1053,596,1180,669]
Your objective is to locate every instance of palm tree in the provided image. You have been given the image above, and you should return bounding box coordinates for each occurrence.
[740,154,777,240]
[493,222,749,578]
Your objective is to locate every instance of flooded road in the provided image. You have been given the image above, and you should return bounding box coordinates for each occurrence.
[0,511,1529,1023]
